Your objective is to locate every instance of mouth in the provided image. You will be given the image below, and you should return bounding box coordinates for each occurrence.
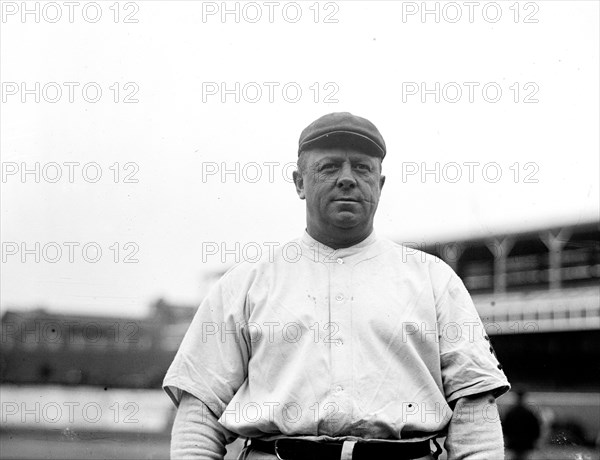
[333,198,360,203]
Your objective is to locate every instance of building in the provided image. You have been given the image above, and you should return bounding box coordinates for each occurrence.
[406,220,600,392]
[0,299,196,388]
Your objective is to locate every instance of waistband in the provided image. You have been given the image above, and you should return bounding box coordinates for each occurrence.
[250,437,433,460]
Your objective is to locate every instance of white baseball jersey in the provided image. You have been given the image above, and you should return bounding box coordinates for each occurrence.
[163,230,509,442]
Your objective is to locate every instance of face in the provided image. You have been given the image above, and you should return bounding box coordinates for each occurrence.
[293,147,385,239]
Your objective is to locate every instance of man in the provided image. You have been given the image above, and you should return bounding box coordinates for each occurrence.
[163,112,510,459]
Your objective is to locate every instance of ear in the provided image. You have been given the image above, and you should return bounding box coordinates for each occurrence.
[293,170,305,199]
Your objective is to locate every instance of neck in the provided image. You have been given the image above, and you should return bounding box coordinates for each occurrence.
[306,224,373,249]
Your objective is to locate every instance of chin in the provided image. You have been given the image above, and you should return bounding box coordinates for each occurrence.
[331,213,362,228]
[333,222,358,230]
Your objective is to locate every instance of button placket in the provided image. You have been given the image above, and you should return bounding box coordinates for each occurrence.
[328,256,352,411]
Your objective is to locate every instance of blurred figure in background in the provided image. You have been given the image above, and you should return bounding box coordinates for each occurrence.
[503,390,541,460]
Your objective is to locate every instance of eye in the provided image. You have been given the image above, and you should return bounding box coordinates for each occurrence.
[320,163,337,171]
[355,163,371,171]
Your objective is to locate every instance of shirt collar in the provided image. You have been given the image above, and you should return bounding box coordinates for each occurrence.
[300,229,379,261]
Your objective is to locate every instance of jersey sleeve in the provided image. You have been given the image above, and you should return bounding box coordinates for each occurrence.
[162,271,251,417]
[436,269,510,403]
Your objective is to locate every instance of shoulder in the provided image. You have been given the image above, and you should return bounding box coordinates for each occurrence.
[379,237,456,276]
[377,236,464,298]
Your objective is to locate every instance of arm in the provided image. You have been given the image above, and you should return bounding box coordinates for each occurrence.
[170,391,228,460]
[444,391,505,460]
[163,269,251,458]
[432,268,510,459]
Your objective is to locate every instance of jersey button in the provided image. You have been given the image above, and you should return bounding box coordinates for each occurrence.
[336,258,344,264]
[335,294,344,302]
[335,385,343,393]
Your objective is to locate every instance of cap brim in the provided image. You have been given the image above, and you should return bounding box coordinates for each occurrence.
[298,131,385,158]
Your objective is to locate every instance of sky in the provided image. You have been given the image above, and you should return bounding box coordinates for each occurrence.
[1,1,599,317]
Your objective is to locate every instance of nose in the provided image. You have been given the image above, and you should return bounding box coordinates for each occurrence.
[336,162,356,189]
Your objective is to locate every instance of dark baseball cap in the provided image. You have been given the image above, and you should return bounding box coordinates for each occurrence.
[298,112,386,159]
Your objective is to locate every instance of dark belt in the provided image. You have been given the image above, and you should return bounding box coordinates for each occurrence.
[251,438,431,460]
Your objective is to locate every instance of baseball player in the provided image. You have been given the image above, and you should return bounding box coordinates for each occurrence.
[163,112,510,459]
